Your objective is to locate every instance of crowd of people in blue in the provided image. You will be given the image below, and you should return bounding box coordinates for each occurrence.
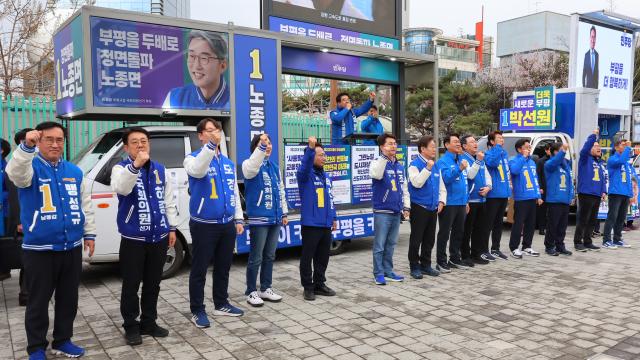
[0,97,638,359]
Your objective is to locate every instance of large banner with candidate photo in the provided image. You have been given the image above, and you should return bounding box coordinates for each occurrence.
[89,17,230,113]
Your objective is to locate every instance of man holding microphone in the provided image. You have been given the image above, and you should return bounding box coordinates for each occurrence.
[330,92,375,144]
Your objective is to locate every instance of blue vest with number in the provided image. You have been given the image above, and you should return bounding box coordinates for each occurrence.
[408,155,441,211]
[244,160,285,225]
[187,148,238,224]
[18,147,86,251]
[372,156,406,214]
[116,159,171,242]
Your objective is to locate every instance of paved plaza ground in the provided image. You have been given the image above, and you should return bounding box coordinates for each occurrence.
[2,223,640,360]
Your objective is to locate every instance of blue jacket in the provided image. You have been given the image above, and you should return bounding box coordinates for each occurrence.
[461,152,490,203]
[330,99,373,144]
[408,155,444,211]
[242,144,288,225]
[509,154,541,201]
[184,142,243,224]
[607,147,634,197]
[437,151,469,206]
[360,115,384,145]
[371,155,410,214]
[112,158,175,242]
[485,144,512,198]
[296,146,337,228]
[544,150,574,204]
[6,144,96,251]
[577,134,606,197]
[164,77,230,110]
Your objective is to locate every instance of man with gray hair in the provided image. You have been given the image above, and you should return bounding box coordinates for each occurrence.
[163,30,229,110]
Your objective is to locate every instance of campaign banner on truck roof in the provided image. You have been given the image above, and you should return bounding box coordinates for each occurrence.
[89,16,230,113]
[54,16,85,116]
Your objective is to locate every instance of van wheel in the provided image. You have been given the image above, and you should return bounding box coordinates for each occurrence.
[329,240,348,256]
[162,238,185,279]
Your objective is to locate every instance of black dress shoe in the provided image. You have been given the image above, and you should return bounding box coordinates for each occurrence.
[314,285,336,296]
[125,329,143,346]
[303,289,316,301]
[141,325,169,338]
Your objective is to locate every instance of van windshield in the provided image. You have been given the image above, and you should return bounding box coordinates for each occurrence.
[477,136,531,158]
[72,131,123,174]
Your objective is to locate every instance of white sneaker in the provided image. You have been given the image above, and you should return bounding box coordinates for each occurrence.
[511,249,523,259]
[522,248,540,257]
[259,288,283,302]
[246,291,264,307]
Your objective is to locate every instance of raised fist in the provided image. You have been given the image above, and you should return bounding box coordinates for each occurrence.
[134,151,150,168]
[25,130,41,147]
[426,160,434,170]
[308,136,317,148]
[476,151,484,161]
[459,159,468,171]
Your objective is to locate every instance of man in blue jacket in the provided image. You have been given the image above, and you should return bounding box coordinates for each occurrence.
[508,138,542,259]
[460,135,492,266]
[370,133,410,285]
[603,138,634,249]
[242,133,288,307]
[543,142,574,256]
[436,134,469,272]
[407,135,446,279]
[184,118,245,328]
[483,131,511,261]
[360,105,384,145]
[574,129,605,252]
[330,92,375,144]
[6,122,96,360]
[296,136,337,301]
[111,127,178,345]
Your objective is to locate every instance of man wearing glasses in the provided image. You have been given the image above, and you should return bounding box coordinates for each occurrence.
[184,118,245,328]
[163,30,229,110]
[6,122,96,359]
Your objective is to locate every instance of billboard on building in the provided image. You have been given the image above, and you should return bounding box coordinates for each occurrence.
[569,17,635,113]
[90,16,231,114]
[54,15,86,116]
[264,0,398,39]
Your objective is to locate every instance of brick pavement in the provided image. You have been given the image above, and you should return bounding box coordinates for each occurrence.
[2,224,640,360]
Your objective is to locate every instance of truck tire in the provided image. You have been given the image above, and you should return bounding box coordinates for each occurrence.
[162,237,185,279]
[329,240,348,256]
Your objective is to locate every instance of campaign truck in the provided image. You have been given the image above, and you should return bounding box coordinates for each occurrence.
[54,5,434,277]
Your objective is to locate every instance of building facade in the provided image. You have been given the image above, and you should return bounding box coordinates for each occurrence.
[403,27,493,82]
[89,0,190,18]
[497,11,570,60]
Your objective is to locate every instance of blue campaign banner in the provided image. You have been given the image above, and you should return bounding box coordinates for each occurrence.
[234,34,279,179]
[236,212,375,254]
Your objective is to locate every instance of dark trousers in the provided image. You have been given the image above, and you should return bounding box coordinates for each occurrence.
[23,247,82,354]
[509,200,537,251]
[407,203,437,268]
[462,202,488,259]
[544,203,569,251]
[485,198,508,251]
[536,202,548,231]
[119,238,168,331]
[300,226,331,291]
[604,194,630,243]
[574,194,601,246]
[189,221,236,312]
[436,205,466,264]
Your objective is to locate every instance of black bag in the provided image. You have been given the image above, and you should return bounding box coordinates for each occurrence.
[0,235,23,270]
